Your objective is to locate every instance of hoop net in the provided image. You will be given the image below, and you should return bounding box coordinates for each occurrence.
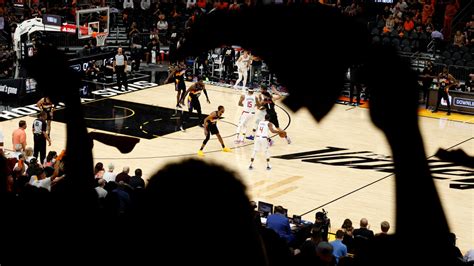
[94,33,108,47]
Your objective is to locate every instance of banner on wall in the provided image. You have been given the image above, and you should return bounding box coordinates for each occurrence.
[0,78,36,96]
[0,79,24,96]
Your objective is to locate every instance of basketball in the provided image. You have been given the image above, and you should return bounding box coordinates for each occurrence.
[278,130,287,138]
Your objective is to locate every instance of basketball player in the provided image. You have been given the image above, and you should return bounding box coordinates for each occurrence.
[166,62,187,108]
[246,84,268,140]
[233,50,251,89]
[36,96,54,137]
[180,76,210,128]
[247,84,291,144]
[249,114,283,170]
[113,47,128,91]
[235,88,259,144]
[264,84,291,144]
[198,106,232,156]
[432,67,457,115]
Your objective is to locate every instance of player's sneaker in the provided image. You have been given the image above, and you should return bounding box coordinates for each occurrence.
[246,135,254,140]
[222,147,232,152]
[266,165,272,170]
[286,136,292,144]
[180,126,185,132]
[197,150,204,156]
[268,139,274,146]
[249,165,253,170]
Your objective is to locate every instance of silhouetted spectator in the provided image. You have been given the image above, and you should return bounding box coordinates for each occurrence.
[352,218,374,255]
[115,166,131,184]
[129,168,145,189]
[143,159,267,264]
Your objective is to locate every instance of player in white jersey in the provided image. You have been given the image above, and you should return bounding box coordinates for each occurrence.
[247,84,291,145]
[235,88,259,144]
[248,114,283,170]
[233,50,251,89]
[246,84,268,140]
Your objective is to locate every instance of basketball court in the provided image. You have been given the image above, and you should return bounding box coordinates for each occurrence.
[1,82,472,252]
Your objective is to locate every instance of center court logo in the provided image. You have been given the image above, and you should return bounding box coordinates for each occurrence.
[0,81,158,121]
[273,146,473,190]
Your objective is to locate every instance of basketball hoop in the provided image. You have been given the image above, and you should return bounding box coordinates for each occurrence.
[94,33,108,47]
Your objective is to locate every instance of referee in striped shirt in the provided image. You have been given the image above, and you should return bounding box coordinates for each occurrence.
[113,47,128,91]
[32,111,51,164]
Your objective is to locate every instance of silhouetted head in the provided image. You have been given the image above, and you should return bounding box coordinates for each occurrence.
[381,221,390,233]
[360,218,369,228]
[135,168,142,177]
[274,205,285,214]
[342,218,353,229]
[143,159,267,264]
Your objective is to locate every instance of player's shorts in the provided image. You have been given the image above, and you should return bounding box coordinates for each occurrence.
[43,108,53,121]
[208,123,219,135]
[239,111,254,127]
[253,137,269,152]
[175,82,186,92]
[268,112,279,128]
[254,109,266,125]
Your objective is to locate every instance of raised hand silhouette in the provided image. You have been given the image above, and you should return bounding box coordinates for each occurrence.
[177,4,459,265]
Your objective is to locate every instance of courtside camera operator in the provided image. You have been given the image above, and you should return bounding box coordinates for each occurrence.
[314,209,331,242]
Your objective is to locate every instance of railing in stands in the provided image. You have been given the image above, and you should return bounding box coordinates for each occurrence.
[399,51,473,82]
[447,65,473,82]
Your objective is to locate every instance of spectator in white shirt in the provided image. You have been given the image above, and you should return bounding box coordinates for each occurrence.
[123,0,134,9]
[30,166,63,191]
[103,163,117,183]
[141,0,151,10]
[95,178,108,198]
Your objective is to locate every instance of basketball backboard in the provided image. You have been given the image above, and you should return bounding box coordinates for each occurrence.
[76,7,110,39]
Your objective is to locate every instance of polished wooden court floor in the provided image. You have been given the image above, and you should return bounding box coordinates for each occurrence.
[1,83,472,252]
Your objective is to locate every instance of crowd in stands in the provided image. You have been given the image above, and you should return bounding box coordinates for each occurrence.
[2,144,473,264]
[368,0,473,68]
[0,0,472,83]
[2,116,472,264]
[0,43,14,78]
[3,143,146,215]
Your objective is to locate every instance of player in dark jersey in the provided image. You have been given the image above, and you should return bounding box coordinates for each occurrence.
[260,84,291,144]
[432,67,457,116]
[36,96,54,137]
[198,105,232,156]
[166,62,187,108]
[180,77,210,129]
